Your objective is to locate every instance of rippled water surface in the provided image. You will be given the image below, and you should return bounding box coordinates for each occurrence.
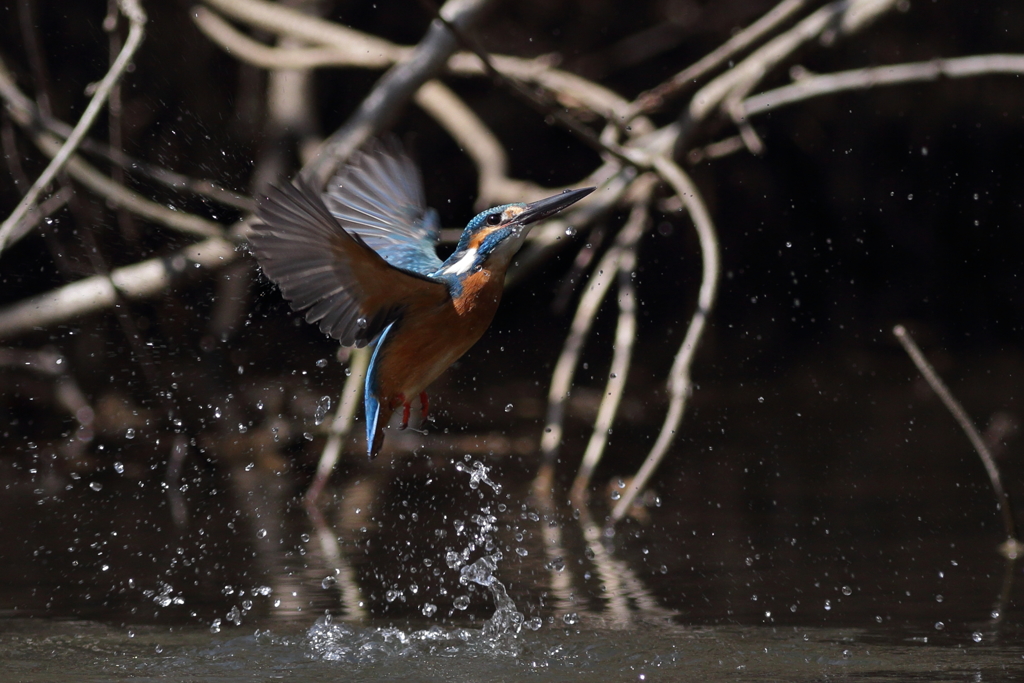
[5,617,1024,682]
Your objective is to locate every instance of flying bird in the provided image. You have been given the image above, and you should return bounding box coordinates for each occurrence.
[250,141,593,458]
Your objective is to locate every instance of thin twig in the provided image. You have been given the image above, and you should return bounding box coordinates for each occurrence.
[306,346,370,504]
[678,0,898,146]
[0,59,228,242]
[0,0,147,252]
[0,71,250,211]
[570,198,649,502]
[627,0,809,119]
[893,325,1021,557]
[540,213,632,465]
[610,156,721,524]
[742,54,1024,117]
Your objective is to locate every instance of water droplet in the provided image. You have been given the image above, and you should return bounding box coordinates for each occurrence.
[315,396,331,425]
[113,462,124,474]
[972,631,983,643]
[321,575,337,589]
[841,585,852,596]
[562,612,579,625]
[525,617,543,631]
[504,403,513,413]
[421,603,437,617]
[516,547,528,556]
[565,226,576,237]
[610,491,621,500]
[935,594,944,603]
[785,241,792,248]
[125,428,136,439]
[89,482,102,492]
[238,423,247,434]
[934,621,945,631]
[213,407,222,419]
[385,589,403,603]
[256,528,267,539]
[244,462,255,472]
[315,358,328,368]
[356,317,368,329]
[453,595,470,610]
[546,556,565,572]
[758,397,765,403]
[824,599,831,611]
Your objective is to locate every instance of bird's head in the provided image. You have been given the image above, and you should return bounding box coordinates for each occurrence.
[436,187,595,278]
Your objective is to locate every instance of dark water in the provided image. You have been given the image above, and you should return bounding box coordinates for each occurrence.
[3,351,1024,680]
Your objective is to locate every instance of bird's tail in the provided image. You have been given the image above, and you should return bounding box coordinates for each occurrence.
[364,322,396,459]
[365,394,393,459]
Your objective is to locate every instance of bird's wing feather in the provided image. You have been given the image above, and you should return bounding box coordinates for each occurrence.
[322,140,444,276]
[250,179,449,347]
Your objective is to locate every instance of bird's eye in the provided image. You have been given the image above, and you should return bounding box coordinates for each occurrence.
[485,213,502,226]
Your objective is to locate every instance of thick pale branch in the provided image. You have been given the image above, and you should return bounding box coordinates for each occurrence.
[302,0,496,185]
[742,54,1024,117]
[195,1,632,121]
[0,237,237,339]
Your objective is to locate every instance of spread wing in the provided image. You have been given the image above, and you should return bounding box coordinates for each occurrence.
[250,179,449,347]
[321,139,444,276]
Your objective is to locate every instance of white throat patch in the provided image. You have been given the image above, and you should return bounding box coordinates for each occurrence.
[442,248,477,275]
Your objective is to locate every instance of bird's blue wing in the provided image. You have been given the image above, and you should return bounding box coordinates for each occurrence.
[322,140,444,276]
[250,179,449,348]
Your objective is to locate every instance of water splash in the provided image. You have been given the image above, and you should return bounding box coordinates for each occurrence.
[307,458,527,661]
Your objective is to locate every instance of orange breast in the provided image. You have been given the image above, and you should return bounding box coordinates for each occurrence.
[373,268,503,402]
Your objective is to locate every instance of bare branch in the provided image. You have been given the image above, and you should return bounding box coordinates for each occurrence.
[199,0,406,65]
[742,54,1024,117]
[0,236,237,339]
[570,195,650,502]
[628,0,809,118]
[302,0,496,186]
[610,156,721,525]
[0,0,147,253]
[679,0,899,145]
[306,347,370,504]
[893,325,1021,557]
[0,61,227,243]
[195,2,632,122]
[412,80,544,206]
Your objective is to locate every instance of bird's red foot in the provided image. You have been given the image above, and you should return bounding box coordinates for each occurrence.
[419,392,429,422]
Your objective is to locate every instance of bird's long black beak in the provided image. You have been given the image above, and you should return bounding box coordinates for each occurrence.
[516,187,595,226]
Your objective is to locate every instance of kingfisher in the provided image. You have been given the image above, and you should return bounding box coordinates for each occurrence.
[250,141,593,458]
